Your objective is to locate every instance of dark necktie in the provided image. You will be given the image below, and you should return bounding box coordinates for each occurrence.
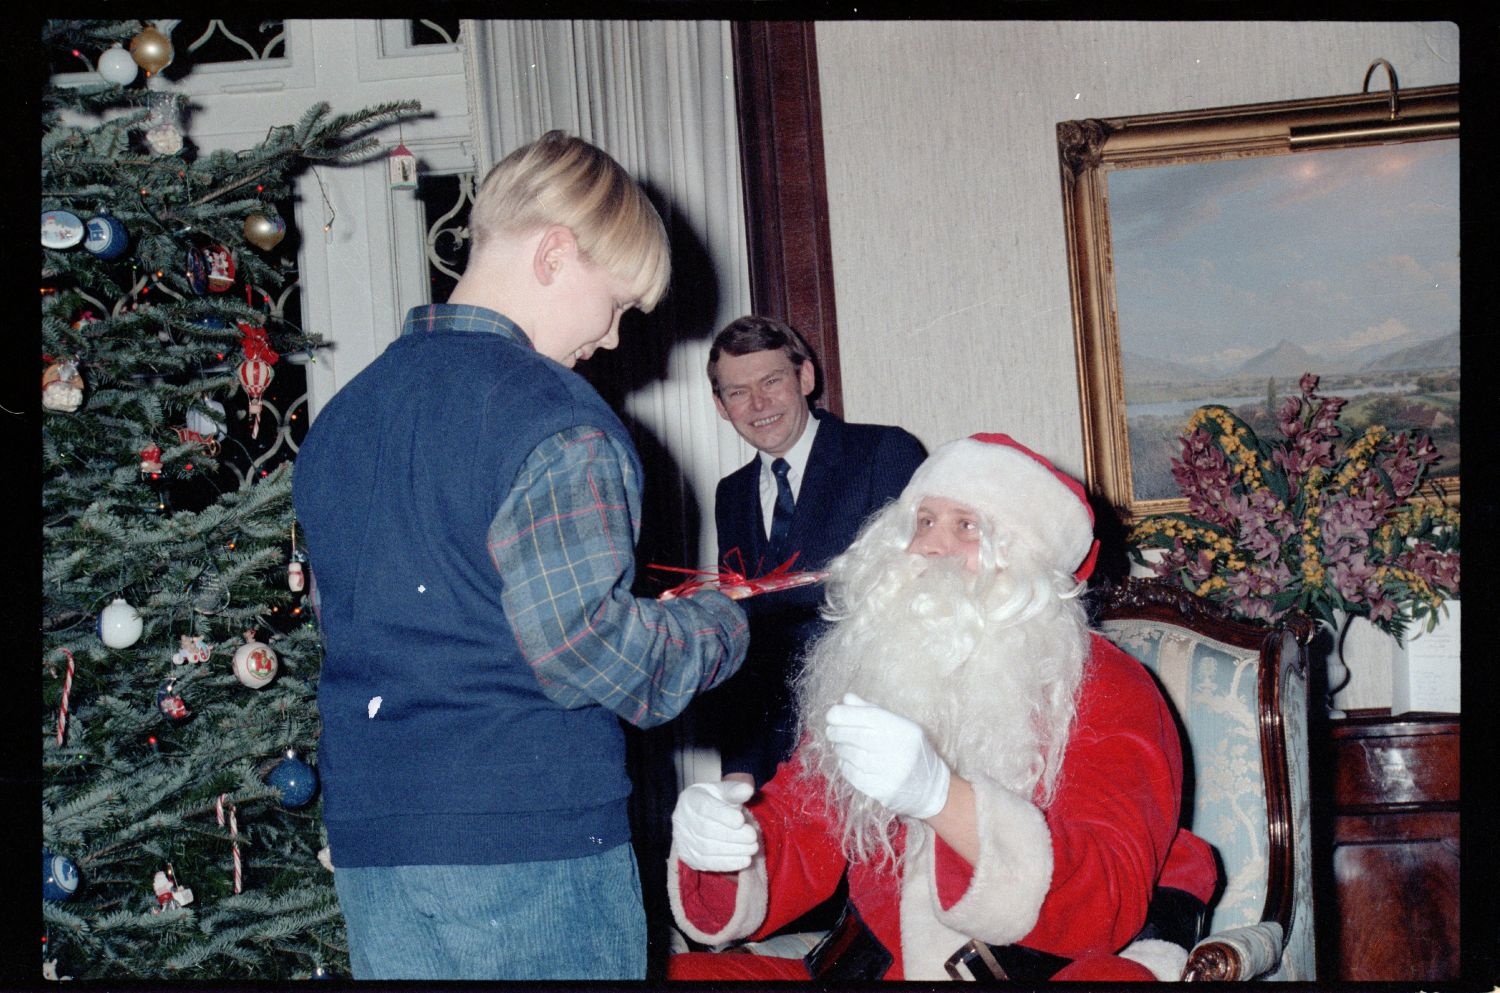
[769,457,795,549]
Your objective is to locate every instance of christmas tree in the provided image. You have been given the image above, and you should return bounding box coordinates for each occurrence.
[39,19,416,979]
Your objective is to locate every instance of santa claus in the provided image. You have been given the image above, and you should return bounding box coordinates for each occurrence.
[667,433,1218,982]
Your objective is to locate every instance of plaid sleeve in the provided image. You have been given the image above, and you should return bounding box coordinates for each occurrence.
[489,425,749,728]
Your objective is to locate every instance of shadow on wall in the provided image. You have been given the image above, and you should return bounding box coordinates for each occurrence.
[580,182,724,981]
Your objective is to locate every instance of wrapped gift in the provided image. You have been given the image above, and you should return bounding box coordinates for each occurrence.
[653,550,826,602]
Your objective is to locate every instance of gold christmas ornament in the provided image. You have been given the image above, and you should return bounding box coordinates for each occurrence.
[129,26,174,75]
[243,213,287,251]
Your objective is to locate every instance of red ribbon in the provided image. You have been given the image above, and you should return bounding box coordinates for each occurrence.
[649,547,807,600]
[237,322,279,366]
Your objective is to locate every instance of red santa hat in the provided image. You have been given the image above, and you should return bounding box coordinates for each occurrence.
[899,433,1099,582]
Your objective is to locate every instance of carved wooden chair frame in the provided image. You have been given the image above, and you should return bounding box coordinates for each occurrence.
[1092,578,1316,981]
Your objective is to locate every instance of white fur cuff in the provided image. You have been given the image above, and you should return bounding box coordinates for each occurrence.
[665,842,769,947]
[929,779,1053,946]
[1121,937,1188,981]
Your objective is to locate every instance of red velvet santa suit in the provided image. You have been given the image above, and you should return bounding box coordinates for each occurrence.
[667,633,1218,981]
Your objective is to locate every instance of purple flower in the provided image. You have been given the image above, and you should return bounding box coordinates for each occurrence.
[1278,395,1304,437]
[1321,495,1381,539]
[1380,432,1440,497]
[1328,552,1379,603]
[1397,545,1461,596]
[1225,560,1293,621]
[1153,370,1458,636]
[1366,595,1397,624]
[1230,490,1291,563]
[1173,430,1238,528]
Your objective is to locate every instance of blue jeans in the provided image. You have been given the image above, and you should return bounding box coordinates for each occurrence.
[334,843,646,979]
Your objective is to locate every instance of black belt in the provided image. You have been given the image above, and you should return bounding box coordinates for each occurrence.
[944,886,1208,982]
[809,886,1207,983]
[804,903,893,981]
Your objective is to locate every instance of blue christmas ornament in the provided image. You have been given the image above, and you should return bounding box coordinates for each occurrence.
[267,749,318,808]
[83,214,130,259]
[43,849,80,901]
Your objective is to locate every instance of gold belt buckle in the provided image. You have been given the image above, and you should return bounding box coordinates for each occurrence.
[944,939,1009,981]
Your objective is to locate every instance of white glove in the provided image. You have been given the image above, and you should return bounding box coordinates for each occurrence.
[671,780,760,872]
[825,692,951,819]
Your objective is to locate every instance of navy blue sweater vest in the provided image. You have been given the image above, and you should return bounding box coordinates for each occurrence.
[294,322,641,866]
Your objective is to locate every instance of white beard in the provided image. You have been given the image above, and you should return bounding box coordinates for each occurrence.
[794,504,1090,868]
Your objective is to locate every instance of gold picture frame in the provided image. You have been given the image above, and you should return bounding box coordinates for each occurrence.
[1058,75,1459,524]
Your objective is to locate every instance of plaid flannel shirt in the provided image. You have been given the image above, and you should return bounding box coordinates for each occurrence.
[489,425,748,728]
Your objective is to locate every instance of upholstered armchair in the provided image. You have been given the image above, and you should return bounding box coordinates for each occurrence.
[1094,577,1317,981]
[700,576,1318,981]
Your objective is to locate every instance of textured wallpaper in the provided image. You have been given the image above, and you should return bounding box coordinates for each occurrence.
[814,20,1461,477]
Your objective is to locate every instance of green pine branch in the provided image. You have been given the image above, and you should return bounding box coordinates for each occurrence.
[41,20,419,979]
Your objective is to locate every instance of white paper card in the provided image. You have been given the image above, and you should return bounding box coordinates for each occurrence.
[1392,600,1460,715]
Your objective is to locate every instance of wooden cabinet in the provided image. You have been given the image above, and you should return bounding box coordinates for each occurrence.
[1323,713,1459,981]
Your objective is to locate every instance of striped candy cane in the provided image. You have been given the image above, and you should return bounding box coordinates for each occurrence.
[216,794,243,894]
[56,650,75,746]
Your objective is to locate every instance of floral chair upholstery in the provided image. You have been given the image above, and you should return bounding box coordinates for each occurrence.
[1094,578,1317,981]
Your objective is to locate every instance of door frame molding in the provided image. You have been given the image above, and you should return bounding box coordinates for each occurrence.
[732,22,842,415]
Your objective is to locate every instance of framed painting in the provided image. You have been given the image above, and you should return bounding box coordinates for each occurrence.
[1058,77,1458,523]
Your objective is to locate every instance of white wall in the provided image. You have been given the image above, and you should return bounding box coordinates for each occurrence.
[815,20,1461,476]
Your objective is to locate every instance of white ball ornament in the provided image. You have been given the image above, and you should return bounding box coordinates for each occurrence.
[98,44,139,85]
[232,631,279,689]
[97,598,143,649]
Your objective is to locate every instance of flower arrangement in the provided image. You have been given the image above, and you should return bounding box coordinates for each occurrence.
[1129,373,1459,640]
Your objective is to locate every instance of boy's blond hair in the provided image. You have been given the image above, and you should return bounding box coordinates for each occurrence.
[470,130,671,311]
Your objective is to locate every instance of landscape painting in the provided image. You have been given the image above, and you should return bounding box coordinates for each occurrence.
[1110,139,1459,503]
[1058,84,1459,520]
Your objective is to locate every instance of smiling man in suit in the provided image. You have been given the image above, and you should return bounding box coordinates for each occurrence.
[699,316,926,789]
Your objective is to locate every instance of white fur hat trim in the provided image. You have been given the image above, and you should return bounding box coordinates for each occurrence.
[900,434,1096,580]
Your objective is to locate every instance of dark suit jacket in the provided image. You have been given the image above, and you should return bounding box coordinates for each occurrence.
[701,409,927,783]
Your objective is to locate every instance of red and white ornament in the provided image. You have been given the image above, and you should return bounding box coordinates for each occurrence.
[217,795,243,894]
[236,323,278,439]
[55,649,75,746]
[156,678,190,721]
[152,866,193,911]
[139,445,163,475]
[204,243,236,292]
[179,398,227,455]
[232,630,278,688]
[171,634,212,666]
[388,142,418,189]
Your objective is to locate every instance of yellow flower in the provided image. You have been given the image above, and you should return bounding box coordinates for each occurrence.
[1195,576,1228,597]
